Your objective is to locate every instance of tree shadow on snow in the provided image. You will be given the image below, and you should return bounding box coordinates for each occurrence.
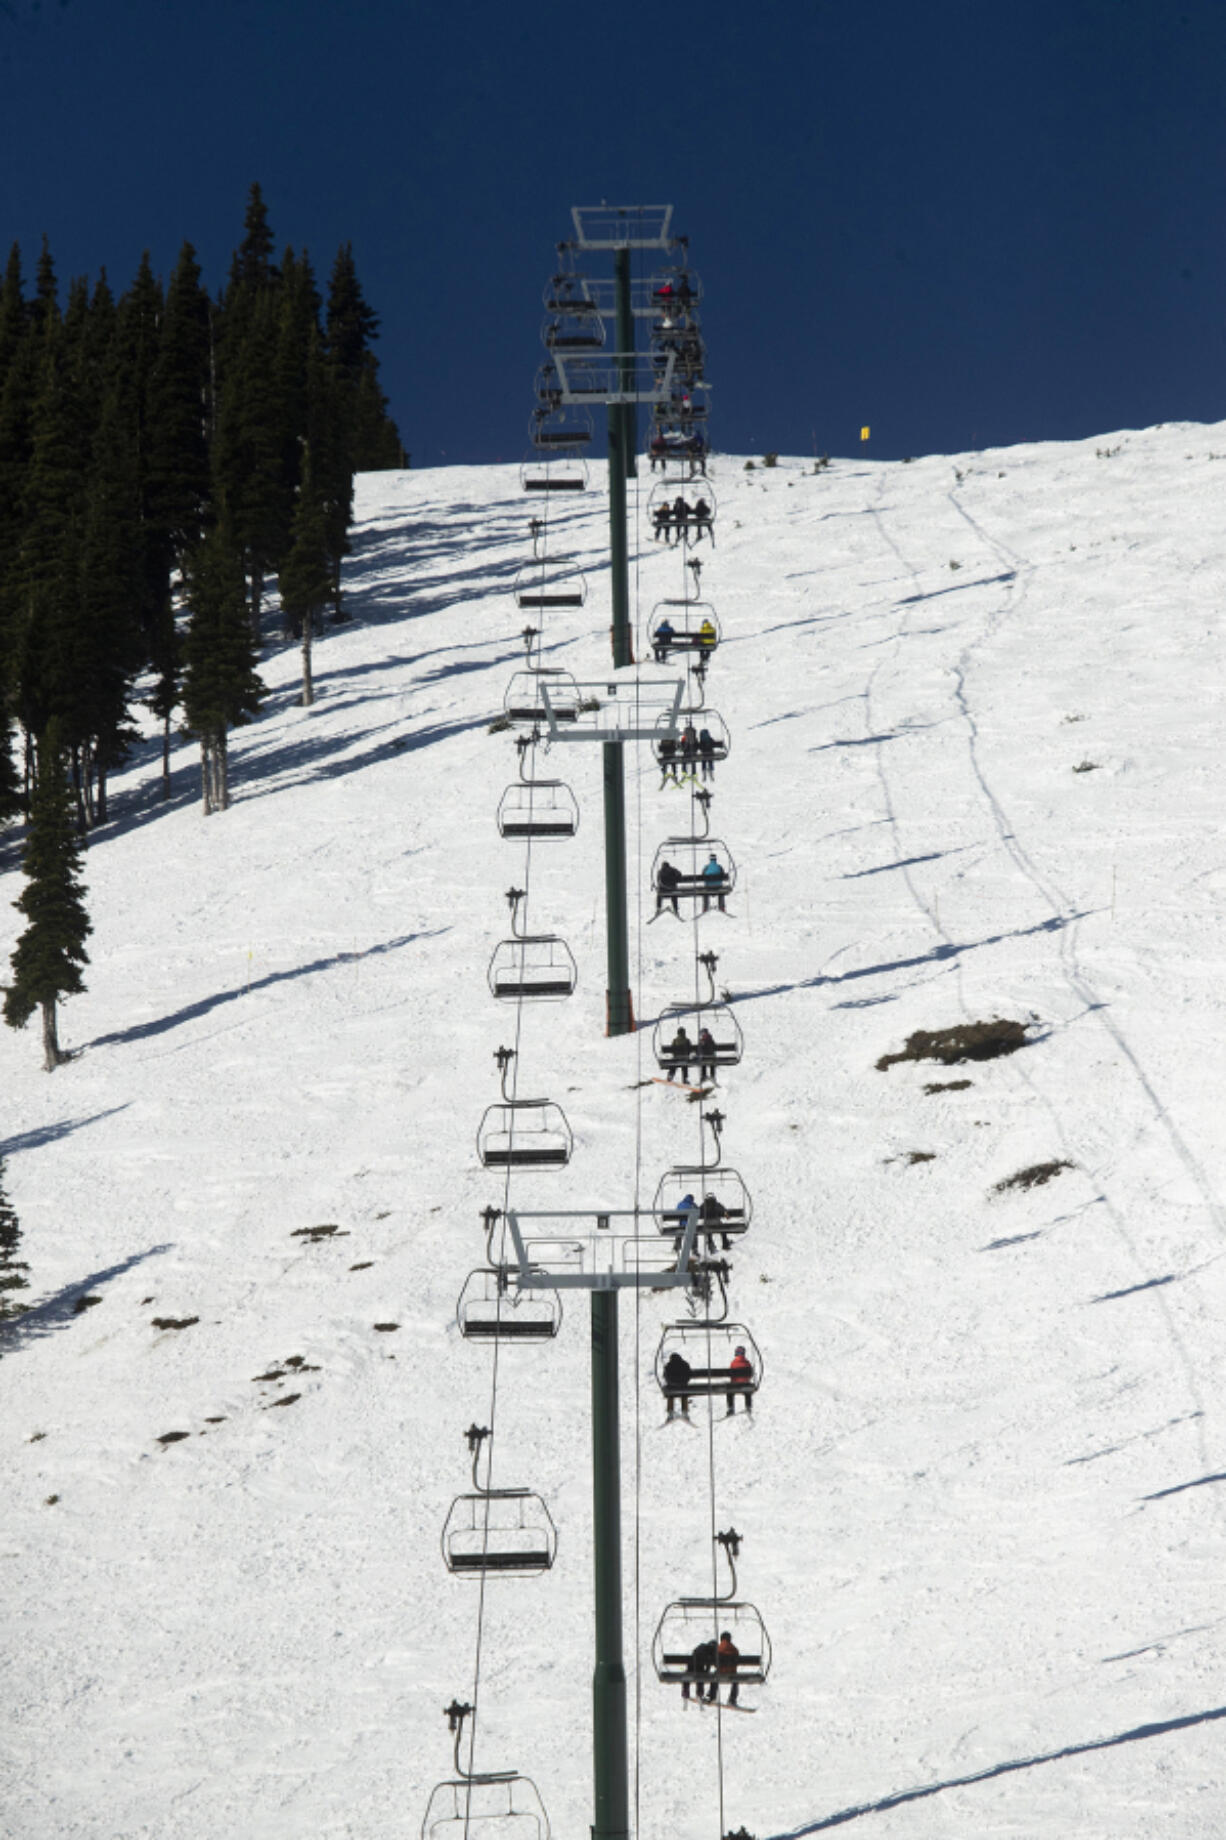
[0,1244,171,1356]
[0,1104,132,1161]
[768,1702,1226,1832]
[87,930,447,1051]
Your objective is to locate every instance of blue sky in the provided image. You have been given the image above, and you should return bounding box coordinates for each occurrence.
[3,0,1223,464]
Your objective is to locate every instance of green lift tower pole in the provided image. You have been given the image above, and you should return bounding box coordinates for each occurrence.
[603,246,634,1036]
[591,1289,629,1840]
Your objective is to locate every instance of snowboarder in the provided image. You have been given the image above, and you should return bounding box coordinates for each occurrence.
[716,1631,741,1704]
[700,1191,732,1252]
[683,1636,718,1702]
[726,1345,754,1417]
[663,1348,692,1418]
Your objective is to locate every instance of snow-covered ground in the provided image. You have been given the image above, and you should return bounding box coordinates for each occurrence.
[3,425,1225,1839]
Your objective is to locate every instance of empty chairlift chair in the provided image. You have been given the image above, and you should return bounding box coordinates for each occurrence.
[488,936,577,1002]
[496,779,579,840]
[513,563,587,612]
[477,1101,573,1170]
[423,1772,551,1840]
[503,670,580,728]
[457,1268,562,1342]
[520,454,588,494]
[442,1491,558,1576]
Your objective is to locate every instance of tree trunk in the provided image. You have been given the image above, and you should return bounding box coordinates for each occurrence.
[201,737,213,814]
[70,747,88,836]
[301,608,314,707]
[161,710,172,797]
[96,762,108,824]
[249,566,263,643]
[216,729,230,811]
[41,998,64,1071]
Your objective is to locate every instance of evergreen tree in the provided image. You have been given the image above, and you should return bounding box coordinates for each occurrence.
[305,329,354,621]
[147,242,212,566]
[0,1157,29,1321]
[278,471,331,707]
[181,520,264,813]
[77,380,144,821]
[3,724,91,1070]
[234,182,277,292]
[31,234,58,333]
[324,242,379,383]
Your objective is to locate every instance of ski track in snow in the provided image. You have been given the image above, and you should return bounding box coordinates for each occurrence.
[2,428,1225,1839]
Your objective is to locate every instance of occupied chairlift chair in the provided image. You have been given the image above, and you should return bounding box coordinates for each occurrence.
[647,481,717,549]
[654,708,731,779]
[655,1321,763,1407]
[655,1164,752,1248]
[651,836,736,915]
[441,1425,558,1578]
[648,602,720,660]
[653,1000,743,1081]
[652,1531,771,1704]
[457,1266,561,1342]
[422,1703,551,1840]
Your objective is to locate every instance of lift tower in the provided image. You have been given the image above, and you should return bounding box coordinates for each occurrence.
[564,206,677,1035]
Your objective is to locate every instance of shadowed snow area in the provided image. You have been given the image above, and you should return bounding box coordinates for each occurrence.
[2,430,1225,1838]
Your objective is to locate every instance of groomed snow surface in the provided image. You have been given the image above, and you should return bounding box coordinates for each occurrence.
[3,425,1225,1839]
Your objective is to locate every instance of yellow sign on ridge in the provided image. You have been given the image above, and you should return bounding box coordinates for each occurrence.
[860,426,870,442]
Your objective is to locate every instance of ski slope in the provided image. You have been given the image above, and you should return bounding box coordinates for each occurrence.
[3,424,1225,1839]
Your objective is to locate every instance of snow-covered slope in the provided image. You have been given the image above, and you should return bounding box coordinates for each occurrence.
[3,427,1225,1839]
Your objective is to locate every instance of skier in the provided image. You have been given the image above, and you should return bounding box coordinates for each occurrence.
[700,1190,732,1252]
[665,1026,695,1084]
[671,494,690,543]
[653,617,677,661]
[697,617,717,651]
[663,1348,693,1418]
[716,1631,741,1705]
[668,1189,698,1250]
[726,1345,754,1417]
[693,498,714,545]
[697,1026,718,1083]
[700,852,727,913]
[698,727,717,782]
[652,503,672,544]
[683,1636,718,1702]
[679,724,699,779]
[656,859,682,916]
[658,736,680,787]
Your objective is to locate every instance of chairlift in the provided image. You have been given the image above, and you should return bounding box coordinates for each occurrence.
[489,936,577,1002]
[422,1772,551,1840]
[442,1490,558,1577]
[653,1002,743,1080]
[647,425,708,476]
[649,269,703,308]
[542,270,596,314]
[652,1600,771,1695]
[503,670,580,727]
[542,311,605,352]
[520,453,588,494]
[655,1321,762,1404]
[653,710,731,780]
[513,562,587,611]
[496,780,579,840]
[478,1101,573,1169]
[651,837,736,916]
[529,407,594,451]
[648,602,720,660]
[457,1268,562,1341]
[655,1165,752,1244]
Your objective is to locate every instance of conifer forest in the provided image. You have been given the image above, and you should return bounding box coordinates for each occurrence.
[0,184,402,1063]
